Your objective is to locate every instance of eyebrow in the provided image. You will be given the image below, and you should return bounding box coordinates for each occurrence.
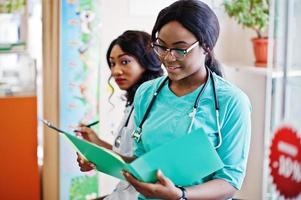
[157,38,189,45]
[109,53,130,60]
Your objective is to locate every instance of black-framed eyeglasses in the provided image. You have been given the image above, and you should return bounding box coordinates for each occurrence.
[151,40,199,60]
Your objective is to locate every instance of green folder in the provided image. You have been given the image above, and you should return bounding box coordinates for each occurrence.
[44,121,224,186]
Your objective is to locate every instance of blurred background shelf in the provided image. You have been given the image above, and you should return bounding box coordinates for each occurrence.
[0,1,36,97]
[0,41,26,53]
[0,1,40,198]
[224,63,301,78]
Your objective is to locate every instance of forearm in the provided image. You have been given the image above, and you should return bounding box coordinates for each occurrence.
[94,138,113,150]
[119,155,136,163]
[185,179,237,200]
[92,137,136,163]
[95,139,136,163]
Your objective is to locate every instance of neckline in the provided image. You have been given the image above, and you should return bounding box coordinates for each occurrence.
[165,79,205,99]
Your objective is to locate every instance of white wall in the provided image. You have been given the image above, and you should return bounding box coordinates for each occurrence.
[217,16,256,65]
[224,65,268,199]
[99,0,256,67]
[97,0,257,196]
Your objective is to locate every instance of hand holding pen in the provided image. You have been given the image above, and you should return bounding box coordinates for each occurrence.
[42,119,100,171]
[74,121,100,144]
[75,121,99,172]
[74,120,99,130]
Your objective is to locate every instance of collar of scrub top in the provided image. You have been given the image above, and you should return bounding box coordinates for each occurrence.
[132,66,222,149]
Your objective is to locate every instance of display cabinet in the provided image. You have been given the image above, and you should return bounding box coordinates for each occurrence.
[0,1,40,199]
[0,2,36,96]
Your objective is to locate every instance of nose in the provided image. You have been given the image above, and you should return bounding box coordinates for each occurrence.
[111,65,123,76]
[162,50,176,62]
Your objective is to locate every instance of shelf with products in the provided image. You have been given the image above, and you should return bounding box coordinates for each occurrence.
[0,54,36,96]
[0,1,36,97]
[0,10,28,44]
[0,41,26,53]
[0,1,40,200]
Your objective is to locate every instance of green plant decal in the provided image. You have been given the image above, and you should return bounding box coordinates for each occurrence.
[69,175,98,200]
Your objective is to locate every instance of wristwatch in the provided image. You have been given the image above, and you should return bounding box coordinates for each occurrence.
[176,185,187,200]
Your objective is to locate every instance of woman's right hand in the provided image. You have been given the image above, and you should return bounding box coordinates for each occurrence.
[75,124,101,144]
[76,152,96,172]
[76,123,113,150]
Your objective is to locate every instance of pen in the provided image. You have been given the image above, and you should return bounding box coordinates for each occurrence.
[85,120,99,128]
[73,120,99,133]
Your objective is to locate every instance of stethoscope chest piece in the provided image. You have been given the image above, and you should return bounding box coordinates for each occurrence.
[114,136,121,148]
[115,105,134,148]
[132,128,142,142]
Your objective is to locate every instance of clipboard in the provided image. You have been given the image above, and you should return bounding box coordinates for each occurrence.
[42,119,224,186]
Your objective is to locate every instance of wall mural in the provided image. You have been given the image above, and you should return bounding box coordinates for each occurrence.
[60,0,101,199]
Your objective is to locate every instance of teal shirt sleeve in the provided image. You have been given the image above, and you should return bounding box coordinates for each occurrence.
[212,90,252,190]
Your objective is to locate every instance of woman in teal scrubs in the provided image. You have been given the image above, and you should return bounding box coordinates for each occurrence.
[123,0,252,199]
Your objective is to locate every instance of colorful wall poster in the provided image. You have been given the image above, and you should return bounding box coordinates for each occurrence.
[60,0,101,199]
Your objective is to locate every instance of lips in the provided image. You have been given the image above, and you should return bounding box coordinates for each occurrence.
[115,78,126,84]
[166,65,181,72]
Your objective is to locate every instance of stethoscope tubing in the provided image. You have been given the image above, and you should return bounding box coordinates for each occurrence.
[132,67,222,149]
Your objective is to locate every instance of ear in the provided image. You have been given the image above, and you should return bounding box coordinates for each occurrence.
[199,43,207,54]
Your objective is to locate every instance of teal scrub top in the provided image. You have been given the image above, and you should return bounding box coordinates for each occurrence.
[133,74,251,195]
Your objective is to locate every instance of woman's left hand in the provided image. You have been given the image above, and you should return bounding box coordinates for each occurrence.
[123,170,182,200]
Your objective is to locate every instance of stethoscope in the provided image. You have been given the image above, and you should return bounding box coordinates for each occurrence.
[114,105,134,148]
[132,67,222,149]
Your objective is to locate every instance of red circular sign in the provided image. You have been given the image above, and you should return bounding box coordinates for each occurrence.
[269,126,301,199]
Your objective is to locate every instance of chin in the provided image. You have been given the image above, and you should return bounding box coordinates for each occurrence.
[118,85,130,90]
[167,73,184,82]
